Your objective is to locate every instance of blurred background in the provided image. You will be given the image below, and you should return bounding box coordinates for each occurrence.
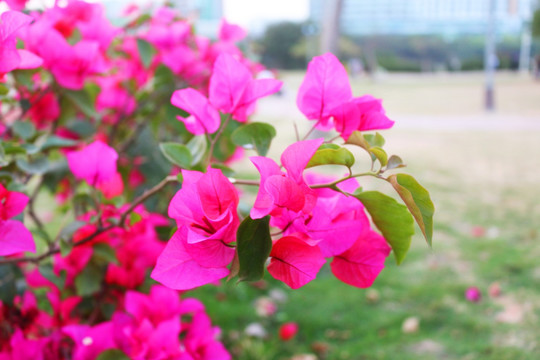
[16,0,540,358]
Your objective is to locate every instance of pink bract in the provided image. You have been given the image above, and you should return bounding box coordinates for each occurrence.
[67,140,119,187]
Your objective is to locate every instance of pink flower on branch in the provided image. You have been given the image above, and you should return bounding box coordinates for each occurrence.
[0,184,35,256]
[67,140,119,188]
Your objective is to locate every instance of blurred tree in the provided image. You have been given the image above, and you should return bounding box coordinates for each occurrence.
[532,7,540,38]
[258,21,306,69]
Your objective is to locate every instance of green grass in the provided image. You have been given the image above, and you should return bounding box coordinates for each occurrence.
[189,73,540,359]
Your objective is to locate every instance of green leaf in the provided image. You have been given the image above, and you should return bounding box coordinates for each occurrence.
[364,132,385,147]
[64,89,98,118]
[0,143,8,167]
[39,265,66,290]
[345,131,370,150]
[353,190,415,265]
[186,135,207,166]
[40,135,77,150]
[93,243,119,265]
[386,155,406,170]
[369,146,388,166]
[75,263,102,296]
[0,265,18,304]
[159,142,192,168]
[96,350,130,360]
[12,121,36,140]
[59,220,87,242]
[137,38,156,68]
[388,174,435,246]
[12,70,33,88]
[16,157,51,175]
[306,144,355,169]
[231,122,276,156]
[3,142,27,155]
[211,163,235,177]
[236,216,272,281]
[0,83,9,96]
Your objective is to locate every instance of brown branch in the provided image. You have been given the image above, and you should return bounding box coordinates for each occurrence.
[0,175,178,266]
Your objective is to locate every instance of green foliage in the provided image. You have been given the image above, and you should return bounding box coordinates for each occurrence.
[306,143,355,169]
[532,8,540,39]
[159,142,193,168]
[353,190,415,264]
[96,350,130,360]
[137,38,156,68]
[258,21,306,69]
[231,122,276,156]
[236,216,272,282]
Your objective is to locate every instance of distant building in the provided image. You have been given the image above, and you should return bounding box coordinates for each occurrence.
[310,0,534,37]
[171,0,223,38]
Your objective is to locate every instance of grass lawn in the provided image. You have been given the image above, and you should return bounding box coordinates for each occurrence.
[190,72,540,359]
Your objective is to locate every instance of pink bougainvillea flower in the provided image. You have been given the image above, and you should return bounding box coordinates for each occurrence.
[62,322,115,360]
[0,184,35,256]
[278,322,298,341]
[209,53,282,122]
[267,235,326,289]
[332,95,394,140]
[296,52,352,126]
[171,88,221,135]
[153,169,240,290]
[4,0,29,11]
[183,311,231,360]
[0,11,43,74]
[67,140,118,187]
[297,53,394,137]
[250,138,324,219]
[218,19,246,43]
[27,92,60,129]
[330,230,391,288]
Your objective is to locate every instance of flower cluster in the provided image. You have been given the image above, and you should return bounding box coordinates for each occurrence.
[0,0,433,358]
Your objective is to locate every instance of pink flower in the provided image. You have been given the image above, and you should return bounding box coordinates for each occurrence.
[465,287,482,302]
[278,322,298,341]
[171,88,221,135]
[250,138,324,219]
[218,19,246,43]
[67,140,119,187]
[330,230,391,288]
[152,169,240,290]
[0,11,42,74]
[0,183,35,256]
[297,53,394,138]
[267,235,325,289]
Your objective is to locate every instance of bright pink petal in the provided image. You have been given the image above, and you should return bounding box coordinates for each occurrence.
[264,175,305,213]
[209,53,251,114]
[184,238,235,268]
[16,49,42,69]
[97,171,124,199]
[0,11,32,41]
[0,219,35,256]
[281,138,324,183]
[297,53,352,122]
[249,156,281,219]
[351,95,395,131]
[151,229,229,291]
[171,88,220,135]
[2,190,29,219]
[196,168,238,220]
[267,235,325,289]
[67,140,118,186]
[218,19,246,43]
[331,230,391,288]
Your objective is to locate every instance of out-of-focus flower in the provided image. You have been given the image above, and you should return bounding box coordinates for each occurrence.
[279,322,298,341]
[465,287,482,302]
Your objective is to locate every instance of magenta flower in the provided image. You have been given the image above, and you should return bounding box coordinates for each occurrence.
[218,19,246,43]
[330,230,391,288]
[297,53,394,138]
[0,184,35,256]
[152,169,240,290]
[67,140,119,187]
[465,287,482,302]
[170,88,221,135]
[0,11,42,74]
[267,235,325,289]
[250,138,324,219]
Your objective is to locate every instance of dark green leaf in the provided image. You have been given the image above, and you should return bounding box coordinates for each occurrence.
[388,174,435,246]
[231,122,276,156]
[3,142,27,155]
[66,119,96,137]
[353,190,415,265]
[0,265,18,304]
[40,135,77,150]
[306,144,355,169]
[386,155,406,170]
[211,164,235,177]
[93,243,118,265]
[96,350,130,360]
[39,265,66,290]
[186,135,207,166]
[64,89,98,118]
[237,216,272,281]
[12,121,36,140]
[159,142,192,168]
[137,38,156,68]
[75,264,103,296]
[16,157,50,175]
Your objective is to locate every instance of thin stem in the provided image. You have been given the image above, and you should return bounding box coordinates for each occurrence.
[301,119,321,141]
[27,177,51,244]
[206,113,232,167]
[310,172,382,189]
[0,175,178,265]
[229,178,259,186]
